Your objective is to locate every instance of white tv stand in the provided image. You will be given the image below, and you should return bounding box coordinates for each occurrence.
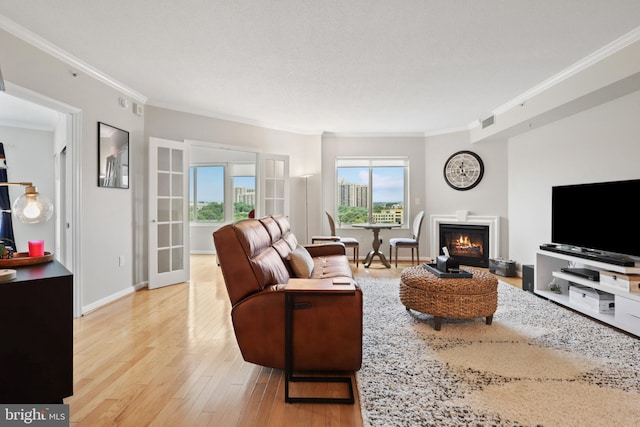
[535,248,640,337]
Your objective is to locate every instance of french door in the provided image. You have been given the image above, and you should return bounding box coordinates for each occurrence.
[258,153,289,217]
[148,137,190,289]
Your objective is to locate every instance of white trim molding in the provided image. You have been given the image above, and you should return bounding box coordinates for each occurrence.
[430,211,500,260]
[0,14,147,103]
[468,26,640,130]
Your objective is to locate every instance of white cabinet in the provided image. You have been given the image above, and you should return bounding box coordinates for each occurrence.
[535,249,640,337]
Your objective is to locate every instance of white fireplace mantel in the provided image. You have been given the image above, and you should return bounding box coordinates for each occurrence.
[430,212,500,259]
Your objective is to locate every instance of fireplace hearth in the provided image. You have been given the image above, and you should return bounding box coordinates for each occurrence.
[439,224,490,268]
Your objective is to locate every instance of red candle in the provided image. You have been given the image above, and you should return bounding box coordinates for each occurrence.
[28,240,44,257]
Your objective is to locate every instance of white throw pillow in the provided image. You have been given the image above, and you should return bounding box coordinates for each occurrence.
[288,245,314,278]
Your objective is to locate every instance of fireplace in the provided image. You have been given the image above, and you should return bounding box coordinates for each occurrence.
[439,224,490,268]
[430,212,501,266]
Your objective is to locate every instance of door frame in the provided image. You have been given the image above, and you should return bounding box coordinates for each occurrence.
[4,82,83,316]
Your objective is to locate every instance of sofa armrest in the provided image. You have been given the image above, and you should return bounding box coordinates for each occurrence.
[231,281,363,371]
[284,278,356,291]
[311,235,340,243]
[305,242,346,257]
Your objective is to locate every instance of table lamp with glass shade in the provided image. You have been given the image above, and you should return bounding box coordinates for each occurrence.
[0,182,53,274]
[0,182,54,223]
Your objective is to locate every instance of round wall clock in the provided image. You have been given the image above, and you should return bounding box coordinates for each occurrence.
[443,150,484,191]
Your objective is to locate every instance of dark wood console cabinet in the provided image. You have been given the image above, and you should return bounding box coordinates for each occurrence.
[0,260,73,403]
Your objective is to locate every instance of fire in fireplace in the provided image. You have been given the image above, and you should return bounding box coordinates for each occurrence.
[439,224,490,267]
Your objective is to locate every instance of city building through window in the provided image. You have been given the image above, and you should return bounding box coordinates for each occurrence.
[335,157,408,226]
[190,164,255,222]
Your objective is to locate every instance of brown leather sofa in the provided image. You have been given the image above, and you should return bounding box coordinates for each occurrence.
[213,214,363,372]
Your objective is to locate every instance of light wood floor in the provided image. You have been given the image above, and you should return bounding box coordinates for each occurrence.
[66,255,521,426]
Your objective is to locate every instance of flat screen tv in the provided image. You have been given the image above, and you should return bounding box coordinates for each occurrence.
[552,179,640,258]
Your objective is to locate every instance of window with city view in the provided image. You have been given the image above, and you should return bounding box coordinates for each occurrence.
[335,157,408,226]
[190,165,255,222]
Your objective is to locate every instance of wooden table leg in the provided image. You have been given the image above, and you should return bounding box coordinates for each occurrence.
[363,228,391,268]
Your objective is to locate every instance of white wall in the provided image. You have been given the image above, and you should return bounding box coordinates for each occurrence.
[188,142,257,253]
[508,89,640,267]
[320,133,510,262]
[144,106,322,254]
[425,131,510,259]
[321,135,429,257]
[0,125,55,251]
[1,29,144,313]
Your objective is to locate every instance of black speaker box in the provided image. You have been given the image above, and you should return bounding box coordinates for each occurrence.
[522,264,534,292]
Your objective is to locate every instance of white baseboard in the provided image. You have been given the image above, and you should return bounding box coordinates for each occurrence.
[81,282,146,315]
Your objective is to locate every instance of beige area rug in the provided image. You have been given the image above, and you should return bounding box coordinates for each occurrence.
[356,278,640,427]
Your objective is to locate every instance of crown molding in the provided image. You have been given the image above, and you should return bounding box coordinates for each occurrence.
[424,124,472,137]
[322,131,426,138]
[0,14,147,103]
[148,100,324,136]
[470,26,640,129]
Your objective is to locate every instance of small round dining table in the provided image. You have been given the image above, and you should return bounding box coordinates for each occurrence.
[352,223,401,268]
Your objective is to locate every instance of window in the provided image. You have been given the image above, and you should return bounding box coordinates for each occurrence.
[190,165,224,222]
[190,163,255,223]
[233,175,256,220]
[336,157,408,226]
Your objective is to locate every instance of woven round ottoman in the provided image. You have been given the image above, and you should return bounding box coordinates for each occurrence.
[399,266,498,330]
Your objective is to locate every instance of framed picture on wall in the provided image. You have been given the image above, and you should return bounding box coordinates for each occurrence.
[98,122,129,189]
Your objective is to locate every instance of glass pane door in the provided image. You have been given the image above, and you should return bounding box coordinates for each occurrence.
[149,138,190,289]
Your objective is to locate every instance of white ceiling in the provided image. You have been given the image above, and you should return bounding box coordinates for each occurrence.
[1,1,640,135]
